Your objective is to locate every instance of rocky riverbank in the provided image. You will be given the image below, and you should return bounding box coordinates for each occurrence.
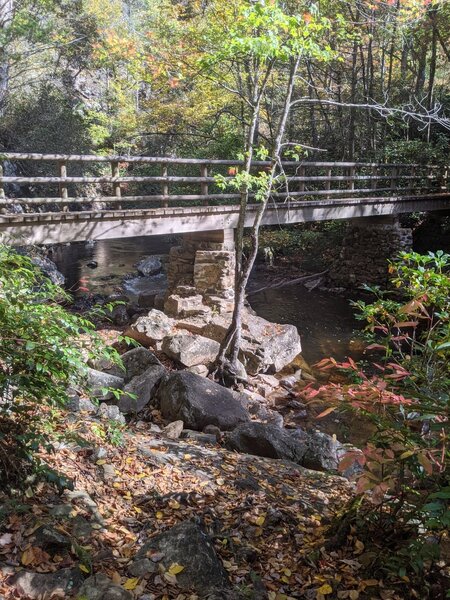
[0,311,365,600]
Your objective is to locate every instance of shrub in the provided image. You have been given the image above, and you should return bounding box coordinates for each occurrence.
[305,251,450,595]
[0,245,119,487]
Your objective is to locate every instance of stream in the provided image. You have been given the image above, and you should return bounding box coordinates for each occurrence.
[51,236,360,364]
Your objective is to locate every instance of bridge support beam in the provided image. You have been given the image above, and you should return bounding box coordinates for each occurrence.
[329,216,413,289]
[164,229,236,318]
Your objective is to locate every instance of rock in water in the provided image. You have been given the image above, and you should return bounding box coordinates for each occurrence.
[117,364,166,414]
[226,422,308,463]
[31,256,65,286]
[161,333,220,367]
[134,521,230,595]
[136,256,162,276]
[156,371,249,431]
[9,568,83,599]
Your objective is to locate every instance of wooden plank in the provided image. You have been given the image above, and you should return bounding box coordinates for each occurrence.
[161,163,168,208]
[111,161,121,201]
[201,164,208,206]
[0,163,4,199]
[0,187,442,209]
[0,152,431,168]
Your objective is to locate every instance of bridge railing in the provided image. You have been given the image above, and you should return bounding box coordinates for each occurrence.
[0,153,447,213]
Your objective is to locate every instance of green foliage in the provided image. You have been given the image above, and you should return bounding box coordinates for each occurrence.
[354,250,450,402]
[0,245,120,485]
[309,251,450,592]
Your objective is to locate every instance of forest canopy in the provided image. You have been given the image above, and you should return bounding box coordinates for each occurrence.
[0,0,449,161]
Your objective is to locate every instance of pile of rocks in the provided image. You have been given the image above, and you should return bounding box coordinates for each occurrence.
[80,347,359,477]
[125,308,301,376]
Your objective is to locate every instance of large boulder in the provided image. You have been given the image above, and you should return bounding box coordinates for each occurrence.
[226,422,307,463]
[121,346,162,381]
[86,368,124,402]
[134,521,230,595]
[136,255,162,277]
[117,364,166,414]
[31,256,65,286]
[161,333,220,368]
[202,311,301,375]
[125,309,174,347]
[240,313,301,374]
[9,568,83,599]
[156,371,249,431]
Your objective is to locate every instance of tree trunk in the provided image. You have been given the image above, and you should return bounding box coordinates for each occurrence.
[214,57,300,385]
[0,0,14,113]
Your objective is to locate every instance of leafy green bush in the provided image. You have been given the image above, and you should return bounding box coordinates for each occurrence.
[307,251,450,594]
[0,245,119,486]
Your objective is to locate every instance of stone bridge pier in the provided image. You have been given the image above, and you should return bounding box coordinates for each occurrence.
[164,229,236,320]
[329,215,413,289]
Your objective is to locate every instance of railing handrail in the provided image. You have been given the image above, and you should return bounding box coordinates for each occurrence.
[0,152,437,169]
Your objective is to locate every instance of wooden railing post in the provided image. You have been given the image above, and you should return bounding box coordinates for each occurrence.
[111,161,121,209]
[298,165,305,194]
[371,165,377,191]
[59,160,68,211]
[390,166,398,192]
[410,165,416,194]
[325,167,331,199]
[0,162,4,199]
[348,166,355,191]
[161,163,168,208]
[200,164,208,206]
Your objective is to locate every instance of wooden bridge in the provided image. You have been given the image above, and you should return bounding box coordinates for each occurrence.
[0,152,449,245]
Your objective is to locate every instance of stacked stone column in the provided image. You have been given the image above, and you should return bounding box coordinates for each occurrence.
[329,216,413,289]
[164,230,236,319]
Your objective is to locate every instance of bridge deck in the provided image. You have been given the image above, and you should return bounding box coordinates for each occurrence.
[1,194,449,245]
[0,153,448,244]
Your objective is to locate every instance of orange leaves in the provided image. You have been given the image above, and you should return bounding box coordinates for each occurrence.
[21,545,50,566]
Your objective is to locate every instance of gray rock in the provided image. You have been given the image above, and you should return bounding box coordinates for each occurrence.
[31,256,65,286]
[226,422,308,463]
[111,304,130,326]
[187,364,209,377]
[161,333,220,368]
[117,364,166,414]
[71,515,93,538]
[163,420,184,439]
[9,568,83,599]
[135,521,229,594]
[128,558,158,577]
[126,309,174,346]
[86,368,124,402]
[98,403,126,424]
[156,371,249,431]
[181,430,217,445]
[136,256,162,277]
[101,464,116,481]
[302,431,348,472]
[121,347,162,381]
[34,525,71,551]
[240,313,301,374]
[67,394,97,413]
[91,447,108,461]
[78,573,133,600]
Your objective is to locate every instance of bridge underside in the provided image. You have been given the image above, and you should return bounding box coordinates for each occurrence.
[0,193,449,245]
